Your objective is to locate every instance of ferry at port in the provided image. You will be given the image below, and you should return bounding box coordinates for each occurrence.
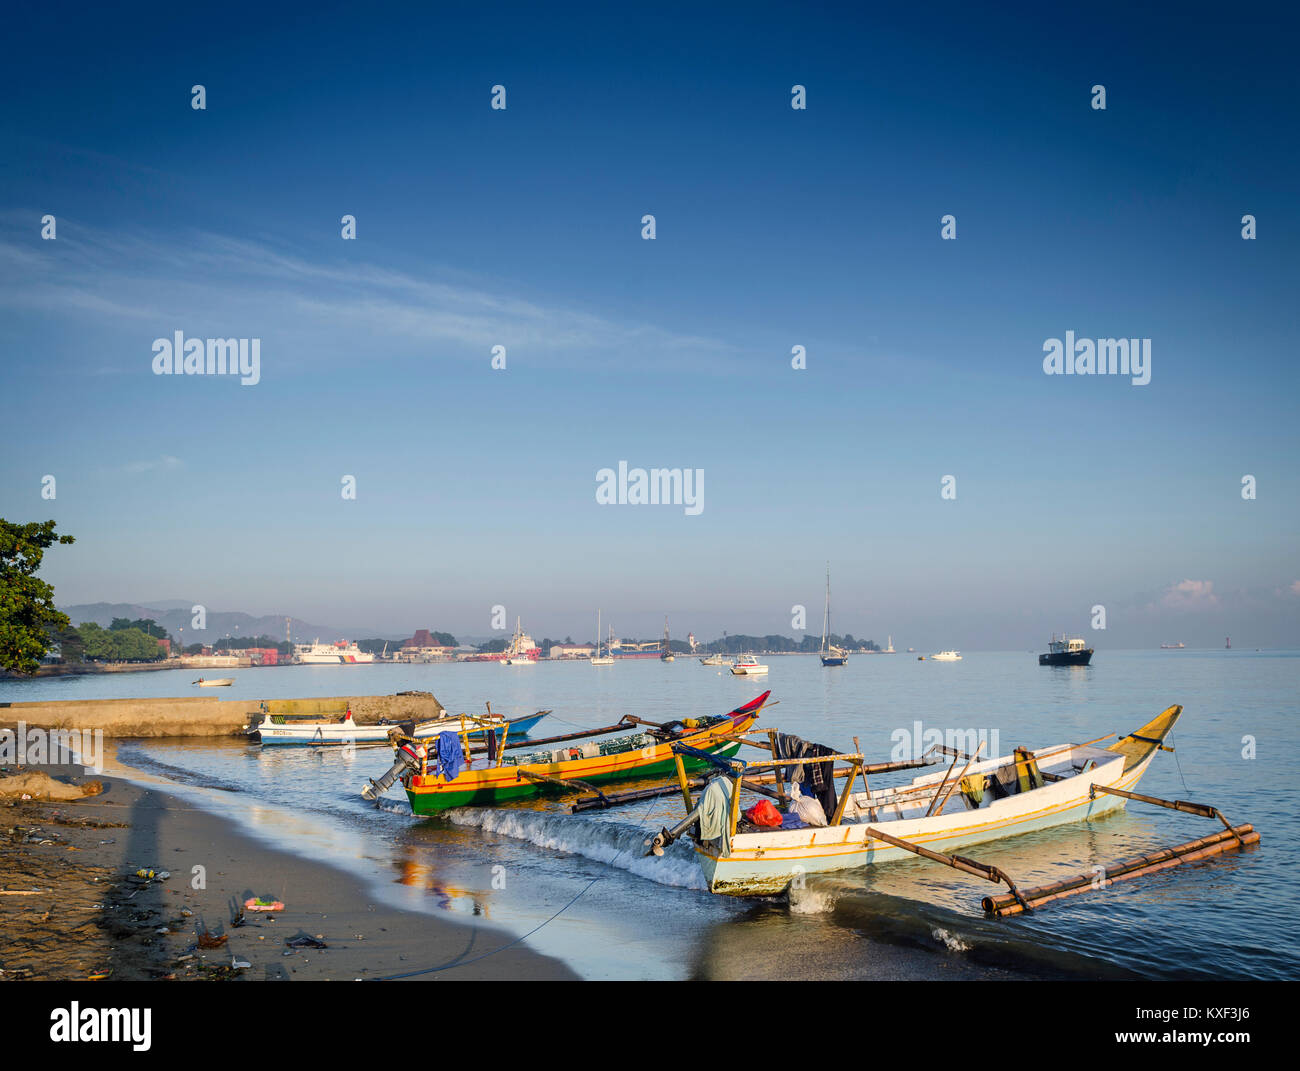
[293,640,374,665]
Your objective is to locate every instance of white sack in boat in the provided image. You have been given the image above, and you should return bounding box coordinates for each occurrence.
[788,782,828,827]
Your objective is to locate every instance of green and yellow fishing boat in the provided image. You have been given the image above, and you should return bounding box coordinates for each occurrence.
[362,692,768,814]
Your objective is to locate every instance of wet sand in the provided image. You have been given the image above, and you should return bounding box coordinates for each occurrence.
[0,767,577,981]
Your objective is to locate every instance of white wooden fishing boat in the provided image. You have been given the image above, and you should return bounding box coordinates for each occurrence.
[250,709,549,746]
[193,677,234,687]
[655,705,1184,896]
[700,653,728,666]
[730,655,768,675]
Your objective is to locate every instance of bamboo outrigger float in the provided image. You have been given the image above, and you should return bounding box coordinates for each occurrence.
[362,691,770,814]
[647,704,1260,909]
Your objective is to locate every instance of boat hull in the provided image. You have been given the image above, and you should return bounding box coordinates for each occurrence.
[1039,650,1093,666]
[403,703,763,814]
[691,704,1183,896]
[408,739,745,812]
[820,656,847,667]
[698,750,1150,896]
[256,711,548,746]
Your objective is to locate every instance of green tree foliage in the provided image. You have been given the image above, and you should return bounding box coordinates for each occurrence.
[696,633,879,654]
[213,634,280,651]
[109,617,170,640]
[75,621,166,662]
[0,519,75,673]
[52,624,86,664]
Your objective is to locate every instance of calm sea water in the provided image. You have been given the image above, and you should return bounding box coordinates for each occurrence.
[5,651,1296,980]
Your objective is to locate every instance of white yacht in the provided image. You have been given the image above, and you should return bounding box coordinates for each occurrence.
[730,654,769,675]
[930,650,962,661]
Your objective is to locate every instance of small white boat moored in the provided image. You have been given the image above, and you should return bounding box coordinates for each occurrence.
[193,677,234,687]
[730,655,769,675]
[249,708,549,746]
[930,650,962,661]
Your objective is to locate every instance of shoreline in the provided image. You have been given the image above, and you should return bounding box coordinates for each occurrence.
[0,758,578,982]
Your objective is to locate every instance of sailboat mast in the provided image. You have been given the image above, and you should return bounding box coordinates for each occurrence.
[822,563,831,654]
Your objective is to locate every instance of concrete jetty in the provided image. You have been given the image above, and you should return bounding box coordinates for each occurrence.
[0,693,447,738]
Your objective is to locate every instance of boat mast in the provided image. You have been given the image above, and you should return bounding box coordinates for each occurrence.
[822,563,831,655]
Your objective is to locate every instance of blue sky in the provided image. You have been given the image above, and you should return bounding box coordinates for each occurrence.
[2,1,1297,648]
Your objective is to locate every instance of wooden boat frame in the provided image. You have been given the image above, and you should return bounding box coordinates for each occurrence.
[390,691,771,814]
[651,704,1256,906]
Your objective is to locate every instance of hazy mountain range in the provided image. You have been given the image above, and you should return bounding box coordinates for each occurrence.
[57,602,394,645]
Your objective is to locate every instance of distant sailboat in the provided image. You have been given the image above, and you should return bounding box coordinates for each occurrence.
[820,564,848,667]
[591,611,614,665]
[661,616,675,661]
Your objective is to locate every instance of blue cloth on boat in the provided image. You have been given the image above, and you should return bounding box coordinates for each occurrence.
[698,776,735,855]
[435,732,464,780]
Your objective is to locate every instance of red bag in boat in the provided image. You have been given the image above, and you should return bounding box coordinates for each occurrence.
[744,799,783,827]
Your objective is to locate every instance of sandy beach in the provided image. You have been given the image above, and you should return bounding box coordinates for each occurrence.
[0,764,577,982]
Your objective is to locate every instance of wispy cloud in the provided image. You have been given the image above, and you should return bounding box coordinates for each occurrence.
[1157,579,1219,612]
[118,455,184,474]
[0,217,734,368]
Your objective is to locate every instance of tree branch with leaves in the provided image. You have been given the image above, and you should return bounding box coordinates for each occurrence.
[0,519,75,674]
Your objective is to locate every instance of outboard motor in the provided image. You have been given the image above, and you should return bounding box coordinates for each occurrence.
[362,731,426,801]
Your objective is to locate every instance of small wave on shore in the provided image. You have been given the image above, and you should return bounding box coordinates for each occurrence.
[115,742,244,793]
[446,808,708,890]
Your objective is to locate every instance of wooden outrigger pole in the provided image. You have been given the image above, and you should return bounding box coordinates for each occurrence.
[863,824,1033,911]
[979,785,1259,916]
[983,824,1259,916]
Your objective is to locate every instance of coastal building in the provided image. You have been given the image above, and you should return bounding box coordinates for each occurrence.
[398,629,456,662]
[549,643,597,659]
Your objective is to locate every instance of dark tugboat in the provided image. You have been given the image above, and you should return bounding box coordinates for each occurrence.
[1039,634,1093,666]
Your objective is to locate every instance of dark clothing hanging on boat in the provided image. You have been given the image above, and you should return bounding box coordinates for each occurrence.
[774,733,838,819]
